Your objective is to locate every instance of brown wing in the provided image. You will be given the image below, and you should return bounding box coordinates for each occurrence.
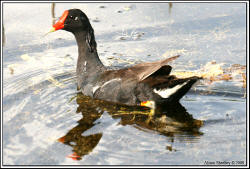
[129,55,179,81]
[100,55,179,82]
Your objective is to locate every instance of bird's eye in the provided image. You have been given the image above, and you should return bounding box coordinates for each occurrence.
[69,15,74,19]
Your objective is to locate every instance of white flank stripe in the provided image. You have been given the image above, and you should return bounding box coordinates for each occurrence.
[83,61,87,72]
[102,78,121,88]
[93,78,121,95]
[92,86,100,94]
[153,81,188,98]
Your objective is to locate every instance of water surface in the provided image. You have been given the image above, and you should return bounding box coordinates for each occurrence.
[2,2,247,165]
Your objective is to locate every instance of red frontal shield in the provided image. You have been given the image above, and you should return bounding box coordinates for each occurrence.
[52,10,69,31]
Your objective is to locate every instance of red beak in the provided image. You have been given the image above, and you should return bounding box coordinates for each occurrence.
[51,10,69,32]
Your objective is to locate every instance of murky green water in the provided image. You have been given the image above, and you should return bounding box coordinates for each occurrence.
[2,2,247,165]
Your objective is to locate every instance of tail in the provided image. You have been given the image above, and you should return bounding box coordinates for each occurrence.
[153,76,201,103]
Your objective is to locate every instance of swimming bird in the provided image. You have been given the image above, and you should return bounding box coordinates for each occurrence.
[50,9,201,107]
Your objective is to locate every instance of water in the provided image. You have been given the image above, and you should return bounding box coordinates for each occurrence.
[2,2,247,165]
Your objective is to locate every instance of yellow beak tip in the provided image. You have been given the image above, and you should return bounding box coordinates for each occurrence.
[49,27,56,33]
[43,27,56,37]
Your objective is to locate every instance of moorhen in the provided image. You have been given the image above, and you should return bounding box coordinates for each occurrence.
[50,9,201,107]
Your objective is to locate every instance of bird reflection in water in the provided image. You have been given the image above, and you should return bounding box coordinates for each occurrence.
[58,93,203,161]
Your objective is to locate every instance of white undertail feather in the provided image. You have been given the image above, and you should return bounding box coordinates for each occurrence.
[153,81,189,98]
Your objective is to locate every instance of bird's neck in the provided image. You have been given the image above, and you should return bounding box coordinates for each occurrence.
[73,30,105,88]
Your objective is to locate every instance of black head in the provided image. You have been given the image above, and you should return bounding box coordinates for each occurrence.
[63,9,91,32]
[52,9,91,33]
[52,9,96,52]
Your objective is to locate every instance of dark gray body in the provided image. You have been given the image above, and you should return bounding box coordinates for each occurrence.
[58,9,200,106]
